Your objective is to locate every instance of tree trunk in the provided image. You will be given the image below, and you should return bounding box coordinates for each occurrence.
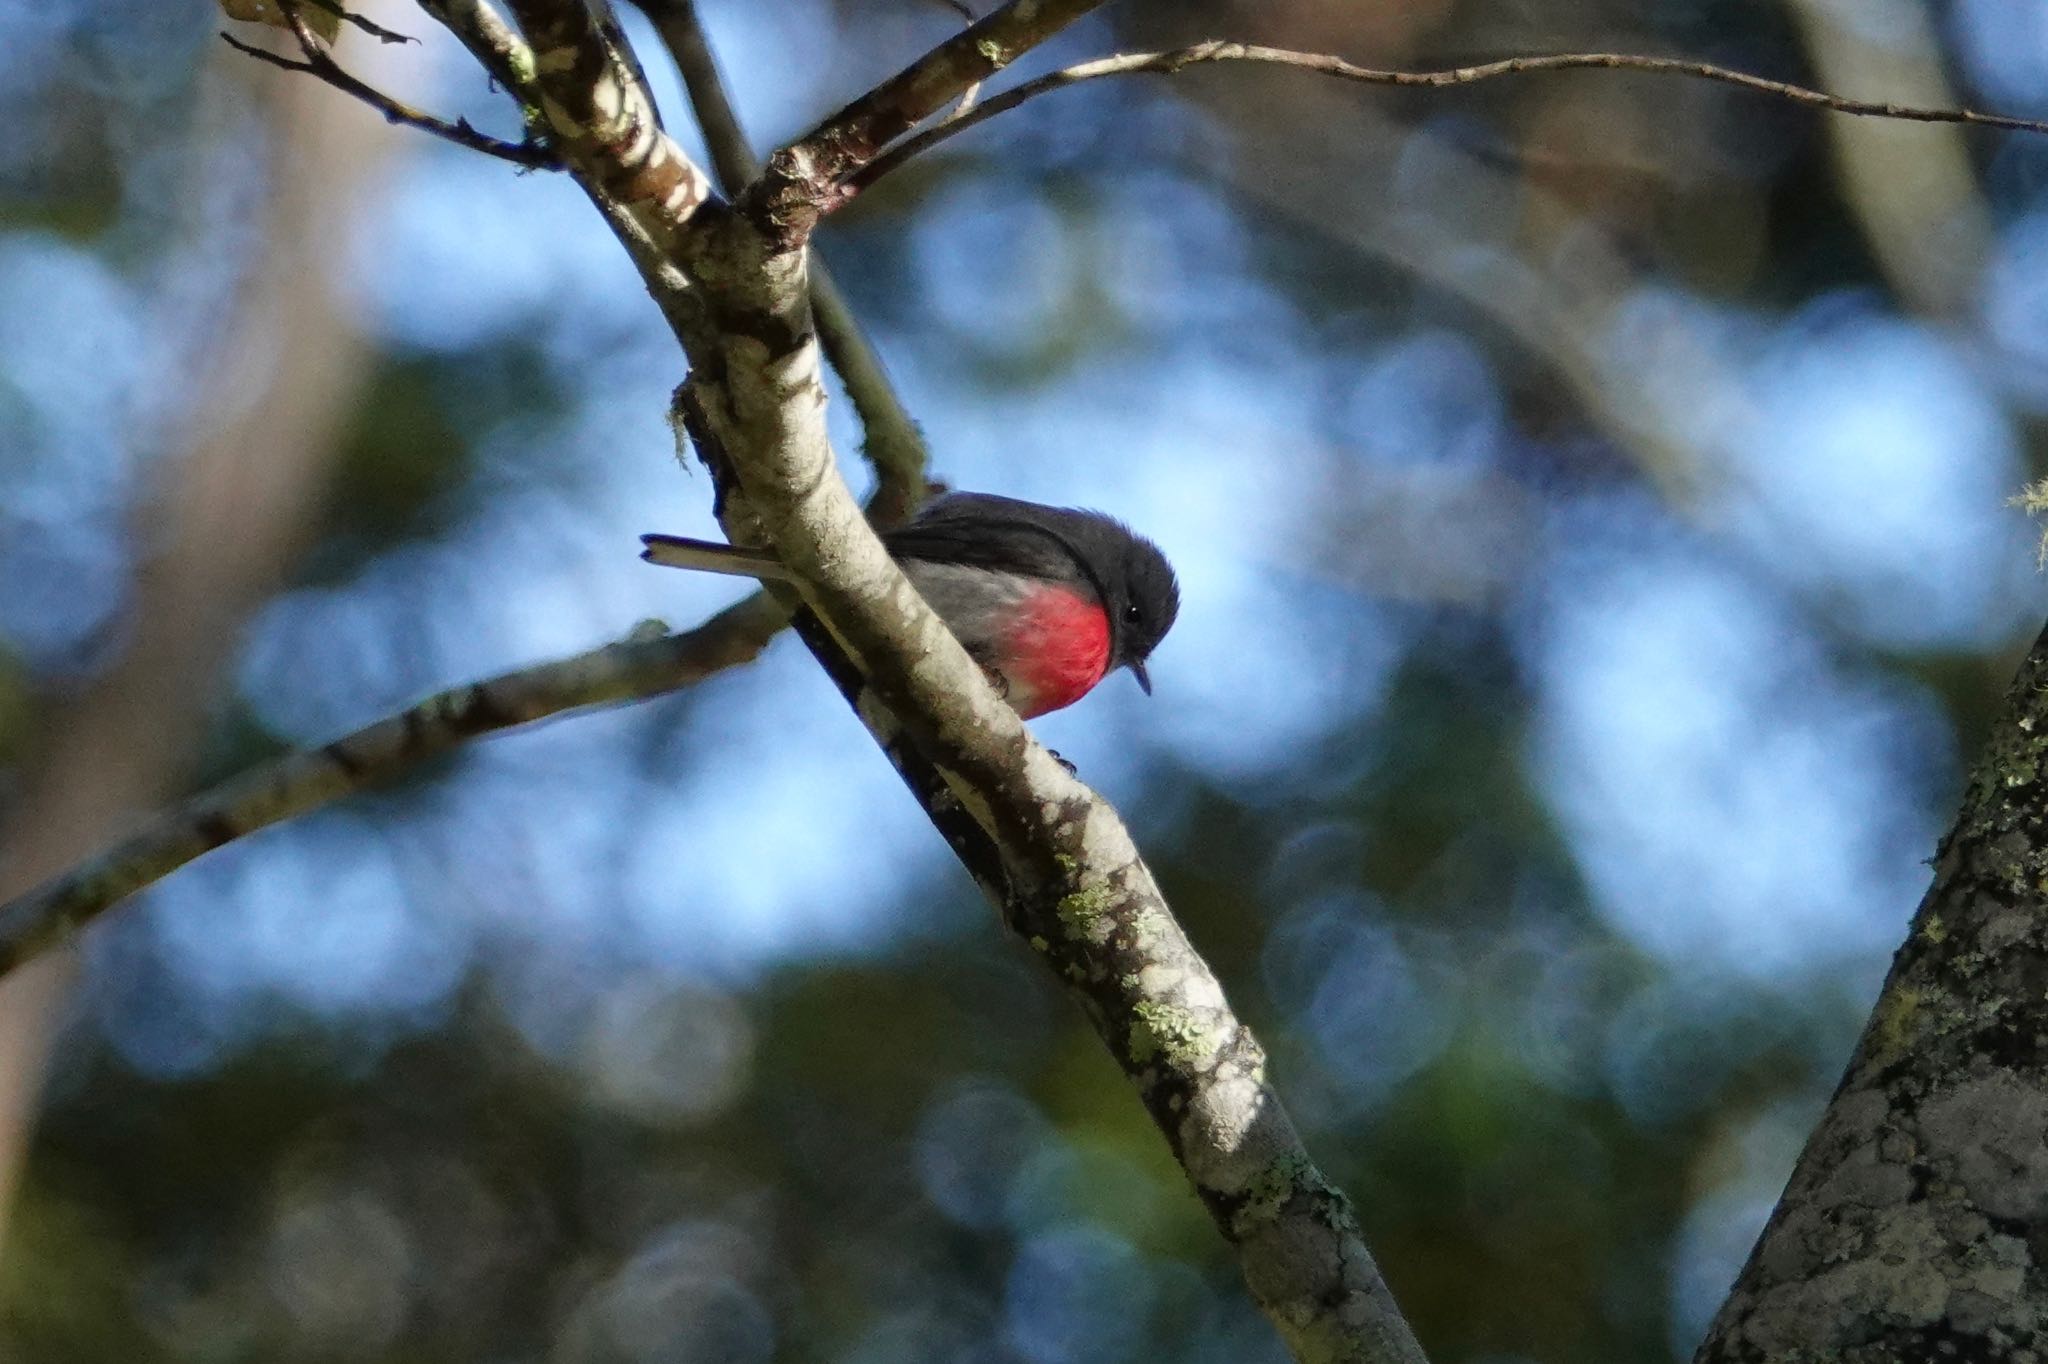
[1697,621,2048,1359]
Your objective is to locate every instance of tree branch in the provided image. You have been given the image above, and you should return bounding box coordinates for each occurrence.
[743,0,1109,241]
[638,0,928,522]
[619,8,1426,1343]
[492,0,719,250]
[844,40,2048,199]
[374,0,1428,1349]
[637,0,752,191]
[147,5,1431,1353]
[674,349,1432,1360]
[0,598,785,975]
[415,0,541,97]
[1694,617,2048,1359]
[217,6,553,168]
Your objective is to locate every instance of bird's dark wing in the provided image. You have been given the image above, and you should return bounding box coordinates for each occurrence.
[882,493,1103,591]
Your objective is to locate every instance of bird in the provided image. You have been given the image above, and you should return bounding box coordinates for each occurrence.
[641,492,1179,718]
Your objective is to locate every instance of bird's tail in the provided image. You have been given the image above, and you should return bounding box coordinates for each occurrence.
[639,533,793,581]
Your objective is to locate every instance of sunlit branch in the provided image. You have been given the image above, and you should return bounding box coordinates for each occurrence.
[415,0,541,99]
[495,0,718,248]
[845,40,2048,198]
[0,600,784,975]
[218,0,553,168]
[638,0,929,523]
[745,0,1108,239]
[638,0,753,191]
[671,80,1430,1364]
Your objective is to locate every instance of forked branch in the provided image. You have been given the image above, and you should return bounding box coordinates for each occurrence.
[636,0,929,522]
[745,0,1110,239]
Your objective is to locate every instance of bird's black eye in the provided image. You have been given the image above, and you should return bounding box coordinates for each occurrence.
[1124,603,1142,623]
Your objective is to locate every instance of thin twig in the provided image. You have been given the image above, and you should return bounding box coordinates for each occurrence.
[639,0,929,522]
[218,25,552,167]
[0,599,787,974]
[784,0,1105,176]
[300,0,416,45]
[845,40,2048,197]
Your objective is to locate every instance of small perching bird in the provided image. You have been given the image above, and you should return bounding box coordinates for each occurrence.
[642,492,1180,717]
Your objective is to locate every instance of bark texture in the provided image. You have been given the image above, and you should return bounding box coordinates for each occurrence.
[1696,622,2048,1361]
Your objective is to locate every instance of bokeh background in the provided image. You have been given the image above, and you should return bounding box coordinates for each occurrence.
[4,0,2047,1359]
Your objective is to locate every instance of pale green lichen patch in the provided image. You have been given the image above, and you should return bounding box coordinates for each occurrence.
[1966,700,2048,836]
[1870,986,1924,1066]
[2012,480,2048,566]
[507,44,539,88]
[1128,1001,1216,1069]
[1127,905,1170,944]
[1314,1182,1361,1234]
[1028,935,1050,953]
[1056,883,1116,941]
[1230,1150,1313,1236]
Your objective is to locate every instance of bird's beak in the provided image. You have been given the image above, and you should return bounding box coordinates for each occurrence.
[1129,659,1152,695]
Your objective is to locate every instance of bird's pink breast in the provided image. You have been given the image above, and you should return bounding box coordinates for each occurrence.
[1000,585,1111,718]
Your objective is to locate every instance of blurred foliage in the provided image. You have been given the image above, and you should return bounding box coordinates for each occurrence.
[1,0,2046,1362]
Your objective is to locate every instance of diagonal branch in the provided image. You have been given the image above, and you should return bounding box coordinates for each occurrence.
[677,313,1432,1362]
[638,0,928,522]
[0,598,786,975]
[785,0,1105,173]
[843,40,2048,199]
[669,103,1429,1362]
[461,0,1426,1349]
[743,0,1109,241]
[493,0,719,250]
[416,0,541,97]
[159,5,1425,1354]
[218,9,552,167]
